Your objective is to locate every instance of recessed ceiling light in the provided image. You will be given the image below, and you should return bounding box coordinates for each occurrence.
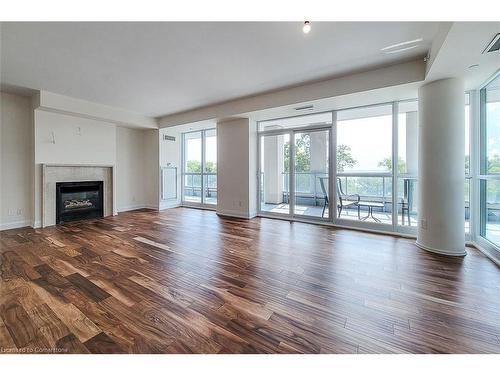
[381,38,423,53]
[303,21,311,34]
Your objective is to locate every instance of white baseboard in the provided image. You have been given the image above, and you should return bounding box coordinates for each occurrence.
[216,209,254,219]
[0,219,32,231]
[117,203,160,213]
[471,240,500,266]
[415,241,467,257]
[160,201,181,210]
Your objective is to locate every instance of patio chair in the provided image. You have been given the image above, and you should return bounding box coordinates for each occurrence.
[318,177,360,218]
[336,177,360,217]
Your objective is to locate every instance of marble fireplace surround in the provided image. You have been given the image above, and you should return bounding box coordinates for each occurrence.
[42,164,116,227]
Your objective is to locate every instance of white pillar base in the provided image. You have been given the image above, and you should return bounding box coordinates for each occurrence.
[415,241,467,257]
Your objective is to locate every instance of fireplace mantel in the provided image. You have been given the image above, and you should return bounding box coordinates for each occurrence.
[41,164,116,227]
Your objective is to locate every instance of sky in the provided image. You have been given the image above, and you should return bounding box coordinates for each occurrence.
[185,133,217,165]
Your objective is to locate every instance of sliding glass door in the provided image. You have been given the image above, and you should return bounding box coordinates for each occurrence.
[182,128,217,207]
[260,133,290,215]
[293,129,330,219]
[258,113,332,221]
[479,74,500,247]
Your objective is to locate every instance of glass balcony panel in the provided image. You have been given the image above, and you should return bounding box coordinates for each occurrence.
[204,174,217,205]
[184,174,201,203]
[336,176,392,224]
[483,179,500,246]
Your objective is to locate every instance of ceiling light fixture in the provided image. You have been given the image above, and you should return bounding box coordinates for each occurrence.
[303,21,311,34]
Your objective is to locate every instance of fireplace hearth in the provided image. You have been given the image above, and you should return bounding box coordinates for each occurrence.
[56,181,103,224]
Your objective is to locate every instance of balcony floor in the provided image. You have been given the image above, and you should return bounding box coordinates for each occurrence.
[260,203,490,240]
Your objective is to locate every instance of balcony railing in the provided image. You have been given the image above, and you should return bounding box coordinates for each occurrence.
[183,173,217,198]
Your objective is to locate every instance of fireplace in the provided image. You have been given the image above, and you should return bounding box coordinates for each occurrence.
[56,181,104,224]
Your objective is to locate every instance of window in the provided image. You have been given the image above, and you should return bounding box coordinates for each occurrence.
[336,104,393,224]
[182,129,217,206]
[479,74,500,247]
[256,92,478,238]
[465,93,471,234]
[397,100,418,227]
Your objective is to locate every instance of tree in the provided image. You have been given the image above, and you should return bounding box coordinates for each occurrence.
[378,157,406,174]
[283,135,356,173]
[336,145,356,172]
[284,134,311,172]
[186,160,201,173]
[488,154,500,173]
[186,160,217,173]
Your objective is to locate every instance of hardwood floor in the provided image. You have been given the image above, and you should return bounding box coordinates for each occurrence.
[1,208,499,354]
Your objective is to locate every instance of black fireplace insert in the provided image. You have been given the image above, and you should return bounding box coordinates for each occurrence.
[56,181,104,224]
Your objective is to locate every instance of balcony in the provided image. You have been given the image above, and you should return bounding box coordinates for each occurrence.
[259,173,484,232]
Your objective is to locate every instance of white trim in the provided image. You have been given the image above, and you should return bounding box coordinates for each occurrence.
[473,238,500,266]
[415,241,467,257]
[0,220,32,231]
[117,204,158,213]
[38,91,157,129]
[159,201,181,210]
[258,211,416,238]
[158,60,425,128]
[216,209,254,219]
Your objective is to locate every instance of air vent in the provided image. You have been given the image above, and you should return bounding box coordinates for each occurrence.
[483,33,500,54]
[163,134,176,141]
[294,104,314,111]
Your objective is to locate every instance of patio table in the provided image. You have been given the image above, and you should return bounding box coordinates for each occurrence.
[357,201,385,222]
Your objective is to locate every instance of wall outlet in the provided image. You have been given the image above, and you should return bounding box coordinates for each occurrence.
[17,208,23,216]
[7,208,15,216]
[420,219,427,230]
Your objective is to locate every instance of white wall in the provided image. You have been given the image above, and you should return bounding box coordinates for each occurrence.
[2,91,162,230]
[116,127,146,211]
[0,92,33,229]
[143,129,160,209]
[34,109,116,165]
[33,109,118,225]
[217,117,256,218]
[116,127,159,211]
[159,127,182,208]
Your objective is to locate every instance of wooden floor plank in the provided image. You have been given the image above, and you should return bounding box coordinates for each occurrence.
[0,207,499,353]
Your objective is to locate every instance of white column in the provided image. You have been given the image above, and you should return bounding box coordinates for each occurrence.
[405,111,418,175]
[417,78,466,256]
[310,132,327,173]
[263,135,284,204]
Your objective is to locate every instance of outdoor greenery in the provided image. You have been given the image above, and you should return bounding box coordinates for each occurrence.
[282,134,357,173]
[378,157,406,174]
[488,154,500,173]
[186,160,217,173]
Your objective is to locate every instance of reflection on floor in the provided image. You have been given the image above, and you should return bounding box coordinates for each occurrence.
[184,195,217,205]
[261,203,396,224]
[1,208,499,353]
[260,203,485,235]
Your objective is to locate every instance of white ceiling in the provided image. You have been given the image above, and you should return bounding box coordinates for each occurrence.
[0,22,440,117]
